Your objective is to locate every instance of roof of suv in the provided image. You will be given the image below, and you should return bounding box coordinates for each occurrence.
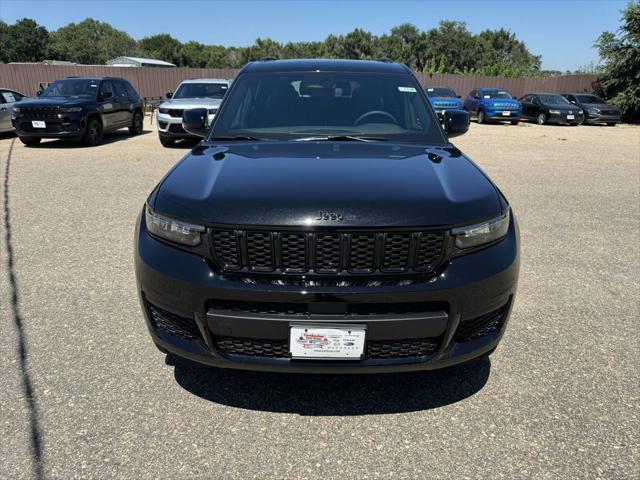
[242,59,410,74]
[179,78,232,84]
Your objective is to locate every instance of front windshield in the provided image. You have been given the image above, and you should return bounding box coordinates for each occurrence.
[174,83,228,99]
[540,94,571,105]
[425,87,456,98]
[41,79,99,98]
[576,94,604,103]
[212,72,441,143]
[482,90,513,99]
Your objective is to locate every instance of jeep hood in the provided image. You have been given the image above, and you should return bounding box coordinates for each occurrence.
[160,98,223,109]
[17,97,90,107]
[153,142,502,227]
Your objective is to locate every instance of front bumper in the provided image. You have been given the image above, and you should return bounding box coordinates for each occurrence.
[135,210,520,373]
[484,109,521,121]
[157,111,215,138]
[545,112,584,124]
[584,112,621,125]
[12,113,86,138]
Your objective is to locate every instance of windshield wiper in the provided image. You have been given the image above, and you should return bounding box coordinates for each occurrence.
[210,135,264,141]
[294,135,387,142]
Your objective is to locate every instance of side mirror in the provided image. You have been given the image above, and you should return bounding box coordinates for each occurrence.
[182,108,209,138]
[166,92,173,99]
[100,91,113,100]
[443,110,470,138]
[473,95,479,99]
[456,95,461,99]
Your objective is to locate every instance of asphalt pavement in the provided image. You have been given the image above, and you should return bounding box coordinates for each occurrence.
[1,120,638,479]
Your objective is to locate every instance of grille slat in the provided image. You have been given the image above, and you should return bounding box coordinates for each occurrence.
[211,229,445,275]
[148,303,200,340]
[454,302,510,342]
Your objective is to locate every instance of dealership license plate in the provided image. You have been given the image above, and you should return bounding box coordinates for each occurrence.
[567,114,575,120]
[31,120,46,128]
[289,324,366,359]
[501,111,511,116]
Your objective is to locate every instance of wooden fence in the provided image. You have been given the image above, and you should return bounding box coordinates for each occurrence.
[0,63,599,99]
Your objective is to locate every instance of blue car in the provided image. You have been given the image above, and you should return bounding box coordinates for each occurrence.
[424,86,464,121]
[463,88,521,125]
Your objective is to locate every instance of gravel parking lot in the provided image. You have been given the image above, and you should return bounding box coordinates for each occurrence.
[1,120,638,479]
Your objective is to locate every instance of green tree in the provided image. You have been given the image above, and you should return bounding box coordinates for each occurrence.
[477,28,541,75]
[2,18,49,62]
[137,33,185,66]
[49,18,136,64]
[595,1,640,121]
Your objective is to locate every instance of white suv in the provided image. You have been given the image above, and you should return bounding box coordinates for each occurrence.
[156,78,231,147]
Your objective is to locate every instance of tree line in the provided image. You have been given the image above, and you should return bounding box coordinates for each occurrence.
[0,17,546,76]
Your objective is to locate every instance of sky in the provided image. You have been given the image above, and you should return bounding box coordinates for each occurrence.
[0,0,628,71]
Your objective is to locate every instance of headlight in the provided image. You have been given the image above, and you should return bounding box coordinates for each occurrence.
[451,210,510,249]
[549,110,562,114]
[59,107,82,113]
[13,107,21,113]
[145,206,205,246]
[588,107,600,114]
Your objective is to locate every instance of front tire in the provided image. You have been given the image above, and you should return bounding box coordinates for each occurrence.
[477,110,485,124]
[159,135,175,147]
[129,110,144,135]
[537,113,547,125]
[82,117,103,146]
[19,136,41,146]
[606,122,616,126]
[510,120,519,125]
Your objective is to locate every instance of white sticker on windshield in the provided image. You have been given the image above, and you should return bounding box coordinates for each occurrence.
[484,95,490,98]
[427,88,434,91]
[398,86,417,93]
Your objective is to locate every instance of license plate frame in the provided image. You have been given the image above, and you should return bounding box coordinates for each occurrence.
[31,120,46,128]
[501,111,511,116]
[289,324,366,360]
[567,114,575,120]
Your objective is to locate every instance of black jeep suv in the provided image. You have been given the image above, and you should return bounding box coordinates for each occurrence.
[12,76,144,146]
[135,59,520,373]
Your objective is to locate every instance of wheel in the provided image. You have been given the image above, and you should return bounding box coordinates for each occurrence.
[606,122,616,126]
[569,122,580,126]
[82,117,103,146]
[477,110,485,124]
[19,136,41,146]
[537,113,546,125]
[129,110,144,135]
[159,135,175,147]
[510,120,519,125]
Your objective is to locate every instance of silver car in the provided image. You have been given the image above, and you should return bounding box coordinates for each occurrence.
[156,78,231,147]
[0,88,26,133]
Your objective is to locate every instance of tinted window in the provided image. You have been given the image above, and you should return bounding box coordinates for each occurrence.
[213,72,442,143]
[124,81,138,98]
[576,94,604,103]
[100,81,115,98]
[424,87,456,98]
[481,90,513,99]
[41,79,99,98]
[114,81,128,97]
[2,91,24,102]
[174,83,228,99]
[540,94,571,105]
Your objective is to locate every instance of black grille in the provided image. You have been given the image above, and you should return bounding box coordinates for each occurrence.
[209,299,444,317]
[21,106,60,119]
[366,337,440,359]
[168,123,186,133]
[455,303,509,342]
[210,300,307,316]
[148,303,200,340]
[216,336,289,358]
[600,110,618,116]
[211,229,445,276]
[214,335,440,360]
[168,109,184,118]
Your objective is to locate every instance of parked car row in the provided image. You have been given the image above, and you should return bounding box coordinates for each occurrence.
[424,85,622,126]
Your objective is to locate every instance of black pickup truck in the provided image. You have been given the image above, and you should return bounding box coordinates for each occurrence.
[135,59,520,373]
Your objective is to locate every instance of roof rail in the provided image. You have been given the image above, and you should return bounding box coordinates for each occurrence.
[259,57,277,62]
[376,58,394,63]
